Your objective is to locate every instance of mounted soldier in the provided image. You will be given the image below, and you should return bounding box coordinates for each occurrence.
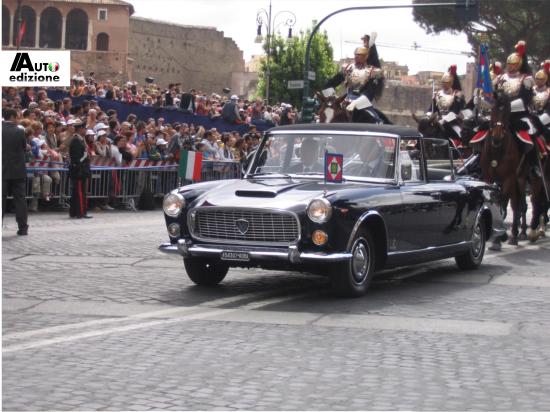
[492,41,542,176]
[321,33,391,124]
[429,65,465,148]
[531,61,550,157]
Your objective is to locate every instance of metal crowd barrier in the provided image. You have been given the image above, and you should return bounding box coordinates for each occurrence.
[7,160,242,209]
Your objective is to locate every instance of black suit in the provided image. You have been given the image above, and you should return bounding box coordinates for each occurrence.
[179,93,196,113]
[2,121,28,231]
[69,134,91,217]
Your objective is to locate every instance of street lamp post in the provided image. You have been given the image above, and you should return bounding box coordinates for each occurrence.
[255,0,296,105]
[301,0,478,121]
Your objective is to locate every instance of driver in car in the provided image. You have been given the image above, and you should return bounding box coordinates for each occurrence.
[345,139,387,177]
[288,138,323,173]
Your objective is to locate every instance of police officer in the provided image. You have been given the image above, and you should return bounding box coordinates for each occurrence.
[69,119,92,218]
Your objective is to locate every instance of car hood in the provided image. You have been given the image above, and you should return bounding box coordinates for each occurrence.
[192,177,384,210]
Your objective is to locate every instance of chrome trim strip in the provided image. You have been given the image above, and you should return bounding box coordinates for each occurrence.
[187,206,302,247]
[387,241,472,257]
[346,210,388,251]
[268,130,401,138]
[158,242,180,254]
[176,240,351,263]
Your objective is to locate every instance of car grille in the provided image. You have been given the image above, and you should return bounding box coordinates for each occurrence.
[191,208,300,245]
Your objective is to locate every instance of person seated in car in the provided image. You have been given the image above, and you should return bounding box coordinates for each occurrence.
[346,138,387,177]
[288,138,323,173]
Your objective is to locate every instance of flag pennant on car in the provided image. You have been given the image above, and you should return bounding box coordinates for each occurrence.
[476,43,493,103]
[179,150,202,181]
[324,152,343,183]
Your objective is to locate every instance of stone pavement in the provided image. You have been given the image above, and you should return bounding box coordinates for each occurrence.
[2,210,550,411]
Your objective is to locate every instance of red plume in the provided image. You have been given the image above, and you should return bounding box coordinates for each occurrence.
[448,64,457,75]
[544,60,550,75]
[515,40,526,57]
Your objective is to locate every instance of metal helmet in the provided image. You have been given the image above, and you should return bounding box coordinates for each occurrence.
[507,52,521,65]
[354,46,369,55]
[535,69,548,83]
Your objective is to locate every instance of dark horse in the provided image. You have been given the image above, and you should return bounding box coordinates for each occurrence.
[316,92,392,124]
[412,112,472,159]
[479,93,529,248]
[315,92,350,123]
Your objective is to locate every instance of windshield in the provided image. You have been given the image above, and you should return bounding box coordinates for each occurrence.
[248,133,397,181]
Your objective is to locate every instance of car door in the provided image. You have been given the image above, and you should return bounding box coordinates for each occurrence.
[397,148,446,251]
[422,138,469,245]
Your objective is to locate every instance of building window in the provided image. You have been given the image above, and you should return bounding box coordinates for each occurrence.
[96,32,109,51]
[2,5,10,46]
[13,5,36,48]
[39,7,62,48]
[98,9,108,21]
[65,8,88,50]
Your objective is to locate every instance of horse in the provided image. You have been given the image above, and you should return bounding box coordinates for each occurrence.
[315,92,349,123]
[316,92,392,124]
[479,92,529,248]
[412,111,471,158]
[527,150,549,242]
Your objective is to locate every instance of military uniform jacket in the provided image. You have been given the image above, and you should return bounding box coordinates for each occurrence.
[532,86,550,114]
[431,89,465,116]
[2,121,27,180]
[325,63,384,101]
[493,72,534,111]
[68,134,90,178]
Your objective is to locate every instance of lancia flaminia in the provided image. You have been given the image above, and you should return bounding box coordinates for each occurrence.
[159,123,505,297]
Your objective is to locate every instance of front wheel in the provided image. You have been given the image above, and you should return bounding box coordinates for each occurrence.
[330,229,376,297]
[455,218,486,270]
[183,257,229,286]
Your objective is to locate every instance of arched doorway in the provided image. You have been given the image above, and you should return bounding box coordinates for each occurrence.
[65,8,88,50]
[13,5,36,47]
[96,32,109,51]
[2,5,10,46]
[39,7,62,48]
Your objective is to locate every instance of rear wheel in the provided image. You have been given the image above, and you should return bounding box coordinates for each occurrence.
[455,218,486,270]
[330,229,376,297]
[183,257,229,286]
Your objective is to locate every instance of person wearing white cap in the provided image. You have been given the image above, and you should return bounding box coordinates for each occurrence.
[222,94,245,125]
[156,138,170,160]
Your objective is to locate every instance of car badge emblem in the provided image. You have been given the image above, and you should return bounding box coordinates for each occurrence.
[235,219,250,235]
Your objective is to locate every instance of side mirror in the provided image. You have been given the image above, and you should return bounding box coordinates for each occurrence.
[401,163,412,181]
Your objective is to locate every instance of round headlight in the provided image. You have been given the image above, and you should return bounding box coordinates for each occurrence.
[307,198,332,223]
[163,193,185,217]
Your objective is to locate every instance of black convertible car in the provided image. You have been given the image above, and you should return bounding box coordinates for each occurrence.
[159,123,505,297]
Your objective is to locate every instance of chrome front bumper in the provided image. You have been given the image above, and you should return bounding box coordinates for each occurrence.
[159,239,352,263]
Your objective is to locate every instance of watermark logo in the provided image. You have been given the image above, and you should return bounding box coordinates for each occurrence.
[1,50,71,86]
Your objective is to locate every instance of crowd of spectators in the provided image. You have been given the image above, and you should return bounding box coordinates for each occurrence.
[2,75,300,211]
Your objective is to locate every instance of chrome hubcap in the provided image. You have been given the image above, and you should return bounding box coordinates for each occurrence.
[472,223,483,257]
[352,240,369,283]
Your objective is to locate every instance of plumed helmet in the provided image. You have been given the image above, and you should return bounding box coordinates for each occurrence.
[507,40,530,74]
[535,60,550,84]
[354,46,369,56]
[442,65,462,90]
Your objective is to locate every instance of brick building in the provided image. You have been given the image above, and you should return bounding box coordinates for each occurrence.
[2,0,248,93]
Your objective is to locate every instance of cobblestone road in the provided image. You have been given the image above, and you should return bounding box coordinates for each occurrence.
[3,210,550,410]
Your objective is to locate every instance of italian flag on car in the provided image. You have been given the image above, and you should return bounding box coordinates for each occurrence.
[179,150,203,181]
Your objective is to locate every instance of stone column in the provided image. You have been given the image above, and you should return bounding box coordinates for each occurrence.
[61,15,66,49]
[87,21,92,50]
[9,13,14,46]
[35,13,40,48]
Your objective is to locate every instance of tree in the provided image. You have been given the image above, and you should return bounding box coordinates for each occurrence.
[413,0,550,66]
[257,23,338,109]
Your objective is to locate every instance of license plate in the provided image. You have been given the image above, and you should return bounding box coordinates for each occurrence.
[221,251,250,262]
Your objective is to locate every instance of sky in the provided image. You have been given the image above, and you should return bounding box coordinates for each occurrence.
[128,0,475,75]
